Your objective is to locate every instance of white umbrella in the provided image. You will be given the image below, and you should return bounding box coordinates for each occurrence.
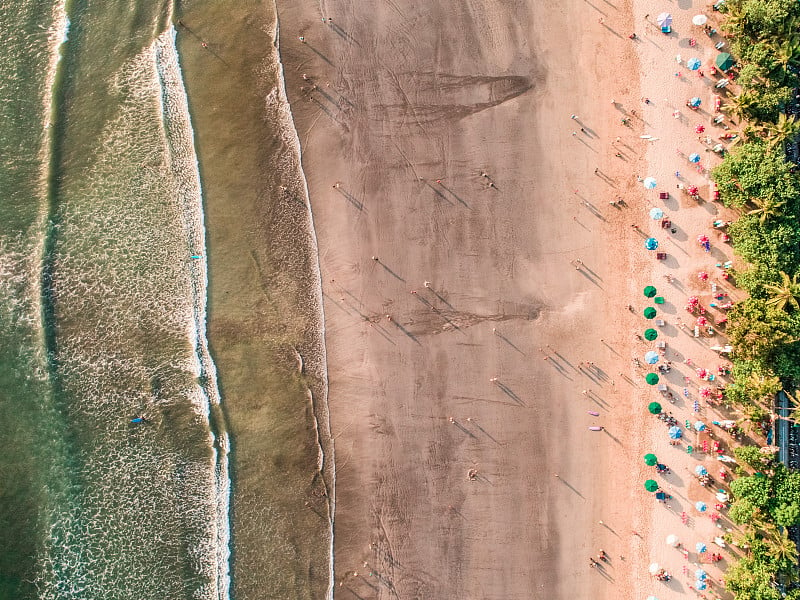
[716,491,729,502]
[644,177,657,189]
[714,536,726,547]
[646,597,660,600]
[666,534,680,547]
[657,12,673,27]
[649,562,661,574]
[650,207,664,220]
[693,14,708,25]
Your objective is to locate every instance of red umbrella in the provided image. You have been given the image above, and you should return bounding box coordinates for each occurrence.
[697,368,708,378]
[700,387,711,398]
[687,296,699,306]
[698,271,709,281]
[695,124,705,133]
[697,234,709,243]
[697,316,708,326]
[688,185,699,195]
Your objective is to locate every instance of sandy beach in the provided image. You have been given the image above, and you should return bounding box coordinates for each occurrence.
[276,0,742,597]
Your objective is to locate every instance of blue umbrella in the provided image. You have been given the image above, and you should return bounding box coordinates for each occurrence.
[689,97,702,107]
[696,542,707,553]
[695,501,707,512]
[695,568,708,580]
[645,351,660,364]
[650,207,664,220]
[696,580,708,591]
[687,57,702,70]
[668,426,682,439]
[695,465,708,476]
[644,177,657,189]
[688,153,701,163]
[694,421,706,431]
[645,237,659,250]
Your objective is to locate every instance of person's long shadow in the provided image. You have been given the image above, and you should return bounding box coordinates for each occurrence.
[558,477,586,499]
[373,258,405,282]
[302,41,334,66]
[603,428,623,445]
[335,187,365,211]
[467,419,503,445]
[439,183,470,208]
[577,268,604,289]
[496,381,525,406]
[494,330,526,355]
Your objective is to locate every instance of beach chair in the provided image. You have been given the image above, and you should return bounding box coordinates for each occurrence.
[661,25,671,34]
[659,192,669,200]
[656,252,667,260]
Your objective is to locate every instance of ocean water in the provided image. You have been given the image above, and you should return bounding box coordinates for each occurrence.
[0,1,231,598]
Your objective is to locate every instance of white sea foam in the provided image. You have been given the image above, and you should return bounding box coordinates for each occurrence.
[154,27,231,599]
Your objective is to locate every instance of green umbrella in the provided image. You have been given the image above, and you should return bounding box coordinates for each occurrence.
[644,479,659,492]
[716,52,734,71]
[648,401,662,414]
[643,285,657,298]
[646,373,660,385]
[643,307,657,319]
[644,328,658,341]
[654,296,665,304]
[644,453,658,466]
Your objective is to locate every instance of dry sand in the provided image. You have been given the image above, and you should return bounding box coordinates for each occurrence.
[277,0,741,598]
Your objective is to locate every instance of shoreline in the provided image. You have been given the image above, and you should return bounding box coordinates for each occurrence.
[175,1,333,597]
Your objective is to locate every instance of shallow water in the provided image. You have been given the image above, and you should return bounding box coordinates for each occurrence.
[0,1,229,597]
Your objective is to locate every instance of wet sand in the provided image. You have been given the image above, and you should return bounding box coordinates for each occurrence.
[278,0,652,598]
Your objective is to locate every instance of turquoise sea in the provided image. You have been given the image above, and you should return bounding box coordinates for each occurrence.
[0,1,231,597]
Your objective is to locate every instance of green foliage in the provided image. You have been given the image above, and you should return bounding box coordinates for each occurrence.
[711,142,800,211]
[772,503,800,526]
[726,299,798,364]
[731,474,773,508]
[731,497,760,524]
[724,556,782,600]
[729,217,800,272]
[734,445,770,469]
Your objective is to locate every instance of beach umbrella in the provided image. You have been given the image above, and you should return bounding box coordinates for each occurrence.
[645,479,659,492]
[644,307,657,319]
[696,316,708,326]
[695,124,705,133]
[693,14,708,25]
[645,453,659,465]
[689,97,702,108]
[687,57,702,71]
[689,153,701,163]
[696,542,707,553]
[645,351,660,365]
[646,597,660,600]
[695,465,708,476]
[649,207,664,220]
[696,580,708,591]
[695,501,707,512]
[695,568,708,580]
[716,491,729,502]
[648,402,662,415]
[645,237,659,250]
[694,421,707,432]
[646,373,660,385]
[666,534,680,547]
[668,425,682,439]
[648,562,661,575]
[716,52,735,71]
[656,12,673,27]
[643,177,657,189]
[644,328,658,340]
[644,285,658,297]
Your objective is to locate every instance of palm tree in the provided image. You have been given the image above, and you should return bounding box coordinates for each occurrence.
[723,92,759,122]
[764,271,800,312]
[766,528,799,568]
[747,195,787,224]
[758,113,800,149]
